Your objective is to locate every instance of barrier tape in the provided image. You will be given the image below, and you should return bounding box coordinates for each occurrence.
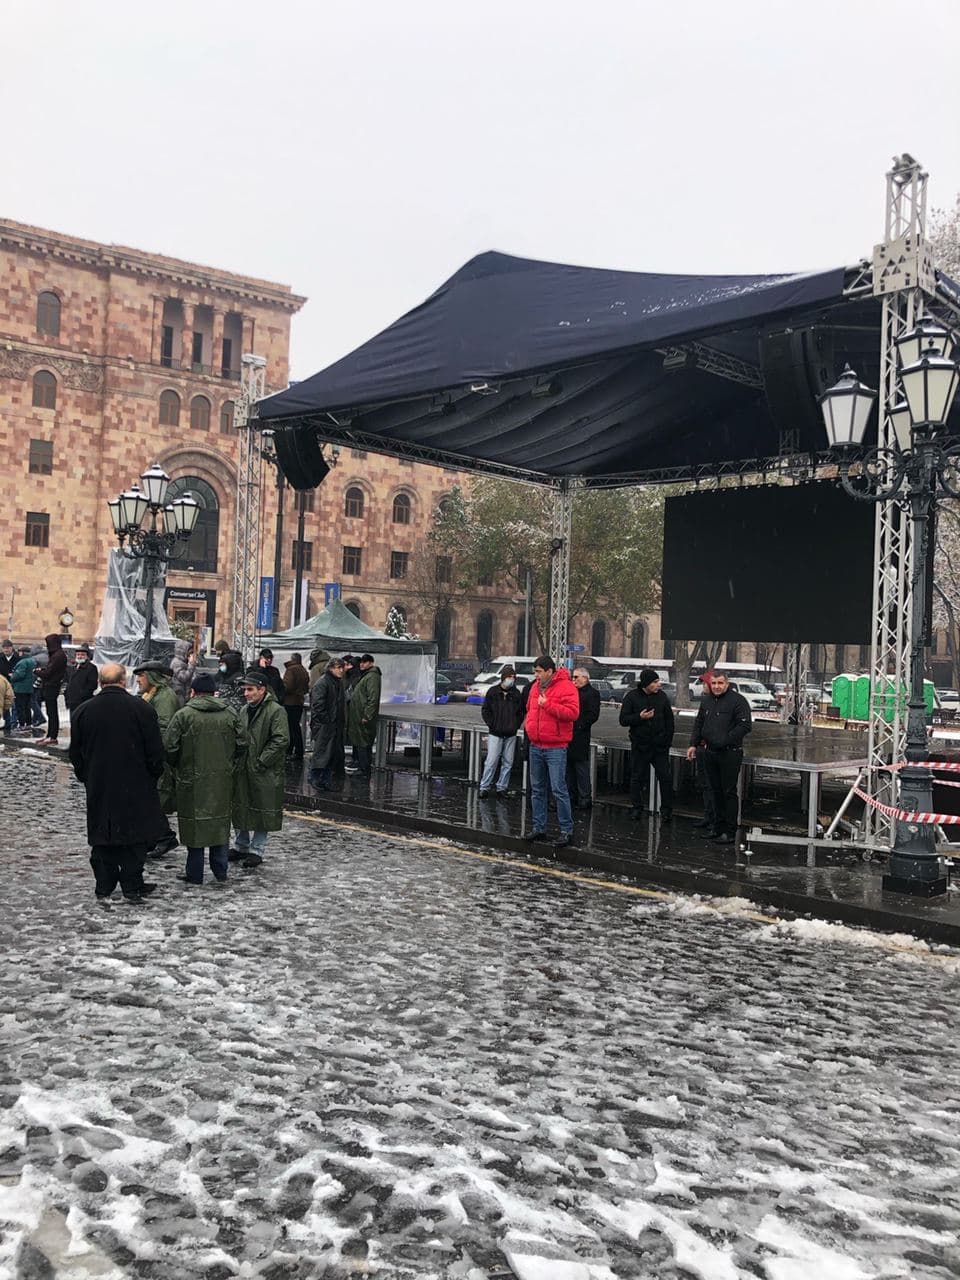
[880,760,960,773]
[853,786,960,826]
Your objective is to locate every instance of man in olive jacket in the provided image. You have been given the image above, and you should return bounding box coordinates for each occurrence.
[135,661,181,857]
[231,671,289,869]
[345,654,381,777]
[165,673,248,884]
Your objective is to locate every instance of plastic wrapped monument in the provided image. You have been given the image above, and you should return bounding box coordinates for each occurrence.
[93,550,175,671]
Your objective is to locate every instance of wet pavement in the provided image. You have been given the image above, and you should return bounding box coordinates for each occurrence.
[2,748,960,1278]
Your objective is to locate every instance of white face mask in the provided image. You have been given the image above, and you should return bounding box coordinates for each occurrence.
[219,664,227,674]
[76,656,87,664]
[501,677,515,688]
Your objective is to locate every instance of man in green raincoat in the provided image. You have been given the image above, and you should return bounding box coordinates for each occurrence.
[230,670,289,869]
[134,661,182,857]
[345,653,382,778]
[165,672,248,884]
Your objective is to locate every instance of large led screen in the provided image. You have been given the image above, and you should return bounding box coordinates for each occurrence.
[660,484,875,644]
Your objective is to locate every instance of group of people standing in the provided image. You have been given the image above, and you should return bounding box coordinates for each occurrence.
[308,652,382,790]
[0,634,96,745]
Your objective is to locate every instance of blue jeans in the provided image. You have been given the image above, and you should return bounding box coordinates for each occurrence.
[234,830,268,859]
[184,844,229,884]
[529,745,573,835]
[480,734,516,792]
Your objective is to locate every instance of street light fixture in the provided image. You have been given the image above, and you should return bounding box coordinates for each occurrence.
[106,463,198,664]
[820,336,960,897]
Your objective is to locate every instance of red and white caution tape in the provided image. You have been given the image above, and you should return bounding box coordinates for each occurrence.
[881,760,960,773]
[853,786,960,825]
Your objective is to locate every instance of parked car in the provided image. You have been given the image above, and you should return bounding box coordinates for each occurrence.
[728,679,778,712]
[936,688,960,709]
[590,678,616,702]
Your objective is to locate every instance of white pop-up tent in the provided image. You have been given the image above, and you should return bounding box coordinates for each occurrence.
[260,599,437,703]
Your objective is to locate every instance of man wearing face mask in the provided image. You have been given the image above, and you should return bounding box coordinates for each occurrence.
[215,649,247,714]
[478,664,525,798]
[65,645,98,716]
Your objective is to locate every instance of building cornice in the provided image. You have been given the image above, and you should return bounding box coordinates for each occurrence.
[0,219,306,313]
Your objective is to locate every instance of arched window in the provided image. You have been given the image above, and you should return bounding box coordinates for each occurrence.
[392,492,412,524]
[591,618,607,657]
[345,600,362,619]
[438,494,455,517]
[219,400,235,434]
[167,476,218,573]
[190,395,211,431]
[476,610,494,664]
[345,486,364,518]
[36,292,61,338]
[434,607,452,663]
[159,390,180,427]
[630,619,647,659]
[32,370,57,410]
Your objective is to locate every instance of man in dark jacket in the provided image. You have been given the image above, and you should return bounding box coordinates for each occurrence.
[0,639,17,731]
[309,658,345,790]
[68,663,167,903]
[64,645,98,715]
[251,648,285,701]
[216,649,247,714]
[231,671,289,868]
[567,667,602,809]
[479,664,525,797]
[345,655,382,777]
[165,672,248,885]
[685,671,752,844]
[36,633,67,745]
[619,667,675,821]
[282,652,310,760]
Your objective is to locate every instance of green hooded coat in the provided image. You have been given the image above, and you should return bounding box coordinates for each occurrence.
[142,677,182,813]
[232,691,289,832]
[345,665,382,748]
[165,695,248,847]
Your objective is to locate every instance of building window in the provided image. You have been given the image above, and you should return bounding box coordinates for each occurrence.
[160,325,175,368]
[591,618,607,657]
[36,292,60,338]
[159,389,180,427]
[345,600,362,619]
[220,400,235,434]
[436,555,452,584]
[477,568,493,587]
[190,395,211,430]
[344,486,365,518]
[25,512,50,547]
[293,489,315,513]
[434,607,452,663]
[167,476,218,573]
[221,337,232,377]
[342,545,362,575]
[28,439,53,475]
[292,540,313,571]
[192,331,204,369]
[476,610,494,664]
[32,370,57,409]
[351,449,367,459]
[630,619,647,658]
[392,492,412,524]
[390,551,408,580]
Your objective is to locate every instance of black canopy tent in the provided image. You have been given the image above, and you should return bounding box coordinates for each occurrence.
[251,250,917,486]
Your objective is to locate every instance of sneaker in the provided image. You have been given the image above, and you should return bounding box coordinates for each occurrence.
[553,833,572,849]
[152,833,179,856]
[478,789,491,799]
[227,848,246,862]
[710,833,736,846]
[523,830,547,842]
[241,854,263,870]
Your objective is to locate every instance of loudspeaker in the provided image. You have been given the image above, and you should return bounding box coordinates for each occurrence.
[759,325,839,443]
[273,426,331,491]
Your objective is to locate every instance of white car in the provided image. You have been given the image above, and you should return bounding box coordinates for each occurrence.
[729,679,778,712]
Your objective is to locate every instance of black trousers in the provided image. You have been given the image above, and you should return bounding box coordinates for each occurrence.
[90,843,149,897]
[566,756,591,805]
[695,747,718,824]
[629,744,673,813]
[701,748,743,835]
[354,744,372,775]
[285,705,304,758]
[14,693,32,728]
[43,691,60,740]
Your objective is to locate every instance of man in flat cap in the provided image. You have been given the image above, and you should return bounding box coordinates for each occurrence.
[230,669,289,869]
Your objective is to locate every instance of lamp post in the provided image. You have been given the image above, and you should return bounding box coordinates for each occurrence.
[107,463,200,665]
[819,320,960,897]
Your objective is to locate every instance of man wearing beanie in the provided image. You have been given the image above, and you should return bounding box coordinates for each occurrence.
[164,672,248,885]
[619,668,675,821]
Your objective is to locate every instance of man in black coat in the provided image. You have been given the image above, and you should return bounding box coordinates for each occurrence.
[566,667,601,808]
[36,632,67,746]
[68,663,168,902]
[685,671,752,844]
[0,639,15,731]
[250,648,285,701]
[619,667,675,821]
[309,657,345,790]
[65,645,98,716]
[478,664,525,797]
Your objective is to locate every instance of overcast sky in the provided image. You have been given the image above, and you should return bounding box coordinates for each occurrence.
[6,1,960,381]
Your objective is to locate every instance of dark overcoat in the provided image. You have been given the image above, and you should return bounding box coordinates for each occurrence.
[568,681,602,762]
[309,671,345,768]
[68,687,168,847]
[165,696,248,847]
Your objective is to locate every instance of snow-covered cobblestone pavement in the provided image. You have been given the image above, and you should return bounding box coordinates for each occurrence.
[1,750,959,1279]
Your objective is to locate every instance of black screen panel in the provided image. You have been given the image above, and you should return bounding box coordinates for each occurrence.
[661,484,874,644]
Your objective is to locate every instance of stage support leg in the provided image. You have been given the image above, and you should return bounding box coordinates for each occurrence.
[548,481,575,662]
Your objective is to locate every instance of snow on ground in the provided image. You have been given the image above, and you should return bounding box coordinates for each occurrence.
[1,752,959,1277]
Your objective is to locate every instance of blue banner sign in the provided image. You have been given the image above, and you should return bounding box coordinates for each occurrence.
[324,582,341,605]
[257,577,275,630]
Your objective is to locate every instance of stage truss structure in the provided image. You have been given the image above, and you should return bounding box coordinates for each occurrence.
[232,354,267,657]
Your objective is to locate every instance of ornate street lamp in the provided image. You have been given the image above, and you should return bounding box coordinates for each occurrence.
[106,463,199,664]
[820,340,960,897]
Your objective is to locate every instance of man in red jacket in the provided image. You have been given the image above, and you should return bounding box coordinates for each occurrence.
[523,655,580,849]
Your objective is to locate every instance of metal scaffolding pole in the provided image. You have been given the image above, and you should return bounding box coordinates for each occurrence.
[547,480,575,662]
[866,156,937,844]
[232,354,267,658]
[780,643,810,725]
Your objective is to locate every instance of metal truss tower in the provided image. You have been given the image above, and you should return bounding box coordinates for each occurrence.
[867,156,937,843]
[232,354,267,657]
[548,480,576,662]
